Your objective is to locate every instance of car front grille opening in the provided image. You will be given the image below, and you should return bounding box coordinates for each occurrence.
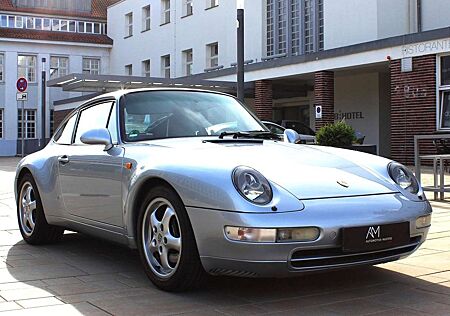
[290,236,421,269]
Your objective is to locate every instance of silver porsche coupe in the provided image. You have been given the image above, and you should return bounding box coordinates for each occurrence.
[15,89,432,291]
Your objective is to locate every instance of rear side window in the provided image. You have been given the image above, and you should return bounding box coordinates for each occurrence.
[74,101,114,144]
[54,114,77,145]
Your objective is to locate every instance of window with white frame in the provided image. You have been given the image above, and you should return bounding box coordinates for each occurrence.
[183,0,193,16]
[0,14,106,34]
[125,64,133,75]
[161,55,170,78]
[17,55,36,83]
[439,55,450,129]
[60,19,68,31]
[43,18,51,30]
[34,17,42,30]
[26,16,35,29]
[82,58,100,75]
[266,0,323,57]
[0,109,3,139]
[142,5,151,31]
[207,0,218,8]
[161,0,170,24]
[50,56,69,79]
[125,12,133,37]
[206,42,218,68]
[142,59,151,77]
[15,16,23,28]
[182,49,193,76]
[18,109,36,139]
[0,54,4,82]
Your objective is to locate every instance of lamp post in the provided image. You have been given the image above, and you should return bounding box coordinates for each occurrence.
[41,57,46,148]
[236,0,245,102]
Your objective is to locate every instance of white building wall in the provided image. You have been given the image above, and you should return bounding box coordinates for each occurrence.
[421,0,450,32]
[377,0,413,39]
[334,72,380,153]
[324,0,426,50]
[0,39,110,156]
[108,0,263,78]
[323,0,378,50]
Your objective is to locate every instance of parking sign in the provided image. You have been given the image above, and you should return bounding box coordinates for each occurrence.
[16,78,28,93]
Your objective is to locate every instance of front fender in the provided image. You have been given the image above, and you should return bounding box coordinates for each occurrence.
[123,161,305,242]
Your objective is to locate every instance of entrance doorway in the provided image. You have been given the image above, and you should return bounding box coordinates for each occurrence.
[273,105,310,126]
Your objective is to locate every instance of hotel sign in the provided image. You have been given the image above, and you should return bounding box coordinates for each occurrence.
[402,39,450,57]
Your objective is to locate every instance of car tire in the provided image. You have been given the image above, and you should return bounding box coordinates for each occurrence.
[17,173,64,245]
[137,185,205,292]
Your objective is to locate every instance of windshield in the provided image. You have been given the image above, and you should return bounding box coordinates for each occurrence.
[121,91,267,142]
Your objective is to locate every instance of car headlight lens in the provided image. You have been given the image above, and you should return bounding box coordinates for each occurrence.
[224,226,320,243]
[388,162,420,194]
[416,215,431,229]
[232,166,273,204]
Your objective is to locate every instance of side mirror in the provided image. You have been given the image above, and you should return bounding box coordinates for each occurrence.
[284,129,301,144]
[80,128,113,151]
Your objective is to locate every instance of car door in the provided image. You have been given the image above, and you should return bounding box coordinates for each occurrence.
[57,100,125,228]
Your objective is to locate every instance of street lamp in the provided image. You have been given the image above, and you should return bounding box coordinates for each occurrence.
[236,0,244,102]
[41,57,46,148]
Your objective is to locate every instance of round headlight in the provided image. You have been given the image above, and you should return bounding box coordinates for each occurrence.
[232,166,273,205]
[388,162,420,194]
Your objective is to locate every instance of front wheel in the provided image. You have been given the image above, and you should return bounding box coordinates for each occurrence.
[17,174,64,244]
[137,186,205,291]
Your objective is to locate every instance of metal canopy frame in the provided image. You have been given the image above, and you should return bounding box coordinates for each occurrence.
[47,73,254,95]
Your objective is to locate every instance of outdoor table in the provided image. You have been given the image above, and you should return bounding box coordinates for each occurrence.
[414,134,450,200]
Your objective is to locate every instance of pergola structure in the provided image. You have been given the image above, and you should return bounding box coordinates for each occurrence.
[47,73,254,95]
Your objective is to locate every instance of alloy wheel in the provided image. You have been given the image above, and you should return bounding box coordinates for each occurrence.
[142,198,182,279]
[19,182,37,237]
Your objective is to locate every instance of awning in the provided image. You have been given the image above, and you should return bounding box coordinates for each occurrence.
[47,73,254,95]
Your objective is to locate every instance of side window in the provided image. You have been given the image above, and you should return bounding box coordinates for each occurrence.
[74,101,113,144]
[108,103,118,144]
[54,114,77,145]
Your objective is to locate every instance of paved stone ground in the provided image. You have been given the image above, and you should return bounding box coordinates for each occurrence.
[0,157,448,315]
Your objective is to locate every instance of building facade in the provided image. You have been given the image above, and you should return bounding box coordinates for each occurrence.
[0,0,113,155]
[3,0,450,165]
[104,0,450,163]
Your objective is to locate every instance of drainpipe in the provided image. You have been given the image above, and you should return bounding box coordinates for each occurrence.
[417,0,422,32]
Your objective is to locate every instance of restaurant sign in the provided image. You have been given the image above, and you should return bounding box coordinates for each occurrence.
[402,39,450,58]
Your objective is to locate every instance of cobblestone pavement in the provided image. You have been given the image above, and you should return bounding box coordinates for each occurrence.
[0,158,448,315]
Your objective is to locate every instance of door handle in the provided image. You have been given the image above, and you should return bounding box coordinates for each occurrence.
[58,155,69,164]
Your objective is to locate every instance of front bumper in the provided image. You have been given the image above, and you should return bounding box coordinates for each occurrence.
[186,193,431,277]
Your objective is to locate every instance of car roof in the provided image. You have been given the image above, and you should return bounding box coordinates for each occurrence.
[85,87,234,103]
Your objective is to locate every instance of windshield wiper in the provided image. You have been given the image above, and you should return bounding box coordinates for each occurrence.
[218,131,280,140]
[218,131,251,139]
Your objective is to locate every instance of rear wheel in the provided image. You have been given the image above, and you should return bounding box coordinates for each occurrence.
[17,174,64,245]
[137,186,205,291]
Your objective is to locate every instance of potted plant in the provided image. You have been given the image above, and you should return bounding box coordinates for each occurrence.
[316,120,356,148]
[316,120,377,154]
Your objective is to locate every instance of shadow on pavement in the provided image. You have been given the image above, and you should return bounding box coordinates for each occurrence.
[5,233,450,315]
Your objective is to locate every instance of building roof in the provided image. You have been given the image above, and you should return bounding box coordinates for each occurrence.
[0,0,120,20]
[0,28,113,45]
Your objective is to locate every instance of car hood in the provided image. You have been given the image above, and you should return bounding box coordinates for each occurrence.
[133,138,398,200]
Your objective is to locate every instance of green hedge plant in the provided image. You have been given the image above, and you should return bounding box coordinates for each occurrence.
[316,120,356,148]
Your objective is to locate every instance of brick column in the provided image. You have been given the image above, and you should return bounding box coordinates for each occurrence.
[314,71,335,130]
[390,55,436,165]
[254,80,273,120]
